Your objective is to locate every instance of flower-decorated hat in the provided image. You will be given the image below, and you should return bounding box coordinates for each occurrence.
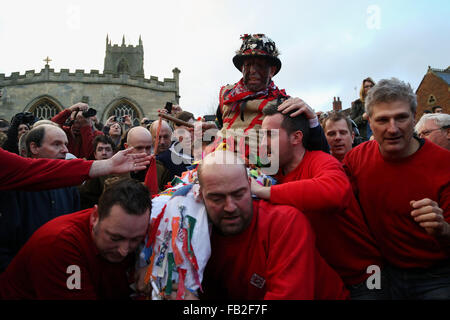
[232,34,281,75]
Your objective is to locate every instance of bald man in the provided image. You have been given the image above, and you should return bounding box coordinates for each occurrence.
[198,151,348,300]
[124,126,153,182]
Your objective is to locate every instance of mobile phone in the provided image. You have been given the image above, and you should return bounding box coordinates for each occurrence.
[165,102,173,113]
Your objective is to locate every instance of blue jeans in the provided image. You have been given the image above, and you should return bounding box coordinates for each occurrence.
[386,261,450,300]
[348,270,391,300]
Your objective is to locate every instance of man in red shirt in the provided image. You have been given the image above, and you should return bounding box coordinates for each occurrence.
[51,102,103,159]
[250,104,386,299]
[197,151,348,300]
[344,78,450,299]
[0,178,151,299]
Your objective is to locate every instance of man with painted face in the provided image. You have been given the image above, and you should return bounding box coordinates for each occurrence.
[0,178,151,299]
[215,34,329,158]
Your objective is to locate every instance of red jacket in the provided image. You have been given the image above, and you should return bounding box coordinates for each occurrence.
[343,140,450,268]
[0,209,133,299]
[201,200,349,300]
[0,148,92,191]
[270,150,383,285]
[52,109,103,159]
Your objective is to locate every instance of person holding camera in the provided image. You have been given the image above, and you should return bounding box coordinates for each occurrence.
[102,115,127,150]
[2,112,35,155]
[51,102,103,159]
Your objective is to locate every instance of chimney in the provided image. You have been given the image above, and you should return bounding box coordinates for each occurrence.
[333,97,342,112]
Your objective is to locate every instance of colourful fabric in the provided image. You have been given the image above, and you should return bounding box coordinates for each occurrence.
[343,140,450,269]
[0,209,134,299]
[201,200,349,300]
[219,80,287,133]
[269,150,383,285]
[0,148,92,191]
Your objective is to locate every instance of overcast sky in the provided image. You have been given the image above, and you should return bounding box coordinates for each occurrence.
[1,0,449,117]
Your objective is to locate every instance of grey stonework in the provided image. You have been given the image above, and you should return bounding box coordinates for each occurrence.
[0,36,180,123]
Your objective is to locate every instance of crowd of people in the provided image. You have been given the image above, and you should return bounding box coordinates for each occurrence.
[0,33,449,300]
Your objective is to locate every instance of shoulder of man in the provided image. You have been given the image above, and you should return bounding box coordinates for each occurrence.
[255,199,311,231]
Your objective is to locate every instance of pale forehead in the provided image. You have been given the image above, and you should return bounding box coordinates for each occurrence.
[128,127,152,144]
[96,142,112,149]
[150,120,171,134]
[201,163,248,193]
[43,125,67,142]
[325,119,351,132]
[101,204,149,237]
[262,113,283,129]
[371,100,412,117]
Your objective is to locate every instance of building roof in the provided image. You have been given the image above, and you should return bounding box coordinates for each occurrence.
[430,66,450,85]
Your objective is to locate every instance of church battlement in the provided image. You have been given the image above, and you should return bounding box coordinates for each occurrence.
[0,66,178,92]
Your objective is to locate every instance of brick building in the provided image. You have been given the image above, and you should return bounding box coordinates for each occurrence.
[416,66,450,118]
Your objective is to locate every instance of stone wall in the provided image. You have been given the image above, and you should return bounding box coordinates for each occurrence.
[0,66,180,122]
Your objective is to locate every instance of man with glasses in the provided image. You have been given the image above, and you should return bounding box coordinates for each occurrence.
[415,113,450,151]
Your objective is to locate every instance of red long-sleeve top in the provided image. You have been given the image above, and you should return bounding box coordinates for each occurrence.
[0,148,92,191]
[343,140,450,268]
[0,209,133,299]
[51,109,102,159]
[270,150,383,285]
[201,199,349,300]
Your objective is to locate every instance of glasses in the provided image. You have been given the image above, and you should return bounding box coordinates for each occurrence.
[364,85,374,89]
[419,126,448,137]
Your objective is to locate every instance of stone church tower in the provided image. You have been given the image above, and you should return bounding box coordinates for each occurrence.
[0,35,180,125]
[104,35,145,77]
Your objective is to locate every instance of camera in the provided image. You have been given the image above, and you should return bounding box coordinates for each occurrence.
[165,102,173,113]
[82,108,97,118]
[203,115,216,122]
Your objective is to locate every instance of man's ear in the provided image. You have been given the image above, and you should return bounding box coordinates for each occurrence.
[91,205,99,226]
[291,130,304,146]
[124,142,129,149]
[269,65,277,78]
[29,142,40,157]
[351,132,355,143]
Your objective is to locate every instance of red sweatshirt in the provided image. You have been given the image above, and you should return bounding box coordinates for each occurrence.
[52,109,102,159]
[343,140,450,268]
[201,200,349,300]
[270,150,383,285]
[0,209,133,299]
[0,148,92,191]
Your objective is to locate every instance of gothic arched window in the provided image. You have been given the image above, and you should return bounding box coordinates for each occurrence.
[29,98,62,120]
[108,100,140,126]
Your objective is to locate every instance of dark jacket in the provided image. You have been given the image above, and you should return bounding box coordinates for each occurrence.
[0,187,80,272]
